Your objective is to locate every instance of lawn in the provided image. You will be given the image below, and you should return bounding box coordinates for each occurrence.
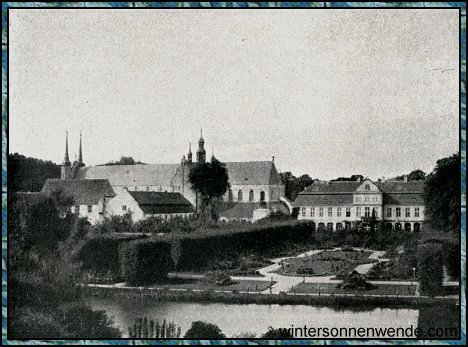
[275,249,375,277]
[292,282,417,296]
[150,278,274,292]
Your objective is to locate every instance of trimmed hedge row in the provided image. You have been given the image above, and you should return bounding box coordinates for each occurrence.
[119,239,174,286]
[170,221,313,271]
[78,221,313,283]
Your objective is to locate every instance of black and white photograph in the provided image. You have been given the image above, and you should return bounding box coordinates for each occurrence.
[5,3,463,342]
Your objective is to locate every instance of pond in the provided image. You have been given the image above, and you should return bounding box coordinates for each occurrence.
[84,296,459,338]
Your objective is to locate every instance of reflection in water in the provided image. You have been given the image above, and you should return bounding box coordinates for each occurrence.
[83,296,457,338]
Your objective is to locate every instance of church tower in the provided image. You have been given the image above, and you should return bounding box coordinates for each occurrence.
[196,128,206,164]
[61,131,71,179]
[187,143,193,164]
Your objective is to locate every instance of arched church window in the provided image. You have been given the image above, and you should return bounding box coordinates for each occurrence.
[260,191,265,201]
[238,190,243,202]
[228,189,233,202]
[249,190,254,202]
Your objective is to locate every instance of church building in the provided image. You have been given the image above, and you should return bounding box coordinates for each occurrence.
[57,129,287,223]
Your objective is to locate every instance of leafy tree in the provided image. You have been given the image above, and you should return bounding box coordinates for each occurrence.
[103,156,147,165]
[183,321,226,338]
[261,326,293,338]
[279,172,314,201]
[417,243,443,296]
[8,153,60,192]
[407,169,426,181]
[331,174,364,182]
[189,157,230,221]
[424,153,460,232]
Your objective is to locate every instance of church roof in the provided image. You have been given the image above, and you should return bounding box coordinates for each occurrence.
[128,191,194,214]
[76,161,283,188]
[224,161,282,185]
[76,164,181,187]
[41,179,115,205]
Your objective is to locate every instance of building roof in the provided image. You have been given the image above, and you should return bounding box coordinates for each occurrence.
[76,161,283,188]
[301,181,362,194]
[128,191,194,214]
[76,164,181,188]
[295,180,425,207]
[383,193,425,205]
[377,181,425,193]
[294,194,354,206]
[224,161,282,185]
[41,179,115,205]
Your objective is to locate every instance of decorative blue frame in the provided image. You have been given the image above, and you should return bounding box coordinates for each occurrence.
[1,2,466,345]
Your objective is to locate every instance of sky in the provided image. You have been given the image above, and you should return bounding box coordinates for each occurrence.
[8,9,459,180]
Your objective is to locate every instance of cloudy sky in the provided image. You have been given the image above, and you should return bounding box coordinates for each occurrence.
[9,9,459,180]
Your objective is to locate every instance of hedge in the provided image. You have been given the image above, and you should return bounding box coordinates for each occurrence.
[119,239,174,286]
[170,221,313,271]
[76,235,145,277]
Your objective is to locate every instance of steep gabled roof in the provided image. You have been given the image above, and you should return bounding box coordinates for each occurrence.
[224,161,282,185]
[127,191,194,214]
[76,164,181,187]
[41,179,115,205]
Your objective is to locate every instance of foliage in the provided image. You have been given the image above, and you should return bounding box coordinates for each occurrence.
[336,271,376,291]
[330,174,364,182]
[8,152,60,192]
[261,326,293,338]
[202,271,235,286]
[279,172,314,201]
[184,321,226,339]
[119,239,174,285]
[443,239,460,280]
[424,152,460,232]
[128,318,181,338]
[189,157,230,221]
[394,169,426,181]
[103,156,147,165]
[417,243,443,296]
[92,213,134,234]
[134,215,196,234]
[172,221,313,271]
[77,237,128,279]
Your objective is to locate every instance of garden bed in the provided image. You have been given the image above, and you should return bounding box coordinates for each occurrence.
[274,250,374,277]
[149,278,275,293]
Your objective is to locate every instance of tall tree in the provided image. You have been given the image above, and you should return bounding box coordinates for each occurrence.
[104,156,147,165]
[407,169,426,181]
[188,157,230,221]
[424,153,460,232]
[280,172,314,201]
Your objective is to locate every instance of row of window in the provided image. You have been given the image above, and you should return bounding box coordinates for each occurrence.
[73,205,94,213]
[354,195,380,203]
[310,222,421,232]
[225,189,266,202]
[300,206,423,218]
[386,207,421,218]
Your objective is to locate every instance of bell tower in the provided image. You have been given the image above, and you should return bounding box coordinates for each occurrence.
[196,128,206,164]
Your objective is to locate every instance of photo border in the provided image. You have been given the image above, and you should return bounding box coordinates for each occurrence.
[1,1,466,345]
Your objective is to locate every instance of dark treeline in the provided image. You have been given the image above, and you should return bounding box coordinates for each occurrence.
[8,153,61,192]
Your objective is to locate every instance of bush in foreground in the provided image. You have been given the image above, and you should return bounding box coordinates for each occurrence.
[417,243,443,296]
[184,321,226,338]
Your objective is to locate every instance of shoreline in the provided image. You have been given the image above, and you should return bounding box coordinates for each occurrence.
[82,284,458,309]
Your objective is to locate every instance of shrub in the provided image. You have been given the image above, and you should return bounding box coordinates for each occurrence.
[296,267,315,275]
[119,239,174,286]
[417,243,443,296]
[184,321,225,338]
[173,221,313,271]
[77,237,129,278]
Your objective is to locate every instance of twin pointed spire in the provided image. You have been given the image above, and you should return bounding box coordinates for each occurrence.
[62,131,83,166]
